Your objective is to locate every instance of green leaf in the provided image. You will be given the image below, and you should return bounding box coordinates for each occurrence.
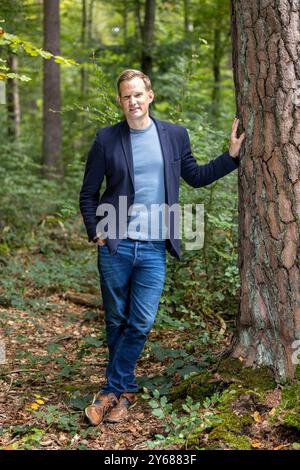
[54,56,76,66]
[39,50,52,59]
[6,73,31,82]
[47,343,61,354]
[149,400,159,409]
[82,336,102,347]
[160,396,168,407]
[152,408,164,419]
[69,395,93,410]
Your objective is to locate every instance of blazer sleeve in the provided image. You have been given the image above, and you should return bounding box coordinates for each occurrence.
[180,128,239,188]
[79,131,106,242]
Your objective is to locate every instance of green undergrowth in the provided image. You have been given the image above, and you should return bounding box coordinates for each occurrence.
[146,358,278,450]
[272,366,300,431]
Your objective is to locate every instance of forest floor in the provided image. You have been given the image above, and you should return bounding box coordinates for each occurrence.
[1,289,300,451]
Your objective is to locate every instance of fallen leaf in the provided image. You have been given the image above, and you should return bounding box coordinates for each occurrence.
[251,439,262,449]
[35,399,44,405]
[58,433,68,443]
[268,407,276,417]
[90,375,99,384]
[40,440,53,447]
[30,403,39,410]
[274,444,284,450]
[70,434,80,446]
[252,411,261,423]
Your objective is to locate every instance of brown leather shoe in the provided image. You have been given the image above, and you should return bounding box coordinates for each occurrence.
[85,392,118,426]
[105,392,138,423]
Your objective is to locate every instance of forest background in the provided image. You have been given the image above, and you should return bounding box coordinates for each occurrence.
[0,0,299,452]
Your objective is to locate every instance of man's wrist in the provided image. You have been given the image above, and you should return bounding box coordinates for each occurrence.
[228,150,240,167]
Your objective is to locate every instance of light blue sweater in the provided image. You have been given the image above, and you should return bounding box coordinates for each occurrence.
[127,119,166,240]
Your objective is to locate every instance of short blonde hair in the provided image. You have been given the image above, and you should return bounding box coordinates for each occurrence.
[117,69,152,95]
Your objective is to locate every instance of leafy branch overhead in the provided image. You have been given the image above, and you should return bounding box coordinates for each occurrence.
[0,25,77,81]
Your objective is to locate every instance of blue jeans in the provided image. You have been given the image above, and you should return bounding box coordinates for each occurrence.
[98,238,166,396]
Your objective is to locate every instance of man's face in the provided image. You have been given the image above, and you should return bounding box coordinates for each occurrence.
[118,77,154,124]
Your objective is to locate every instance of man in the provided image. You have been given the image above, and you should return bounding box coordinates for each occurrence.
[79,69,245,425]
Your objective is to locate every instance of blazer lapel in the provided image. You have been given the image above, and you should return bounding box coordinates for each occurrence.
[120,120,135,188]
[152,117,172,204]
[152,117,172,166]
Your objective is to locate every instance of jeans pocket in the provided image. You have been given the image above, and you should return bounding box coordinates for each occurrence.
[148,241,166,252]
[98,243,108,253]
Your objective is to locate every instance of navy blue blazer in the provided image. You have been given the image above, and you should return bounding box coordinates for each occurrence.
[79,117,238,259]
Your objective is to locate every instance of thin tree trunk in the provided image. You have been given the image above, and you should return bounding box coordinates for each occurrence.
[183,0,189,37]
[183,0,193,38]
[6,54,21,139]
[230,0,300,380]
[134,0,143,40]
[87,0,94,43]
[211,27,221,125]
[123,0,128,44]
[141,0,156,78]
[42,0,61,177]
[81,0,87,98]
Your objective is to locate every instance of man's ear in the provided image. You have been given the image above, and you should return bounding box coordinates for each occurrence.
[149,90,154,103]
[116,95,121,105]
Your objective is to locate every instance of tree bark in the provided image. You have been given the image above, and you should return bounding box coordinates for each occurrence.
[6,54,21,139]
[230,0,300,380]
[42,0,62,177]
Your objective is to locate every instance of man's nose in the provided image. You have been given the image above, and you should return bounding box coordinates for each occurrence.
[129,96,137,105]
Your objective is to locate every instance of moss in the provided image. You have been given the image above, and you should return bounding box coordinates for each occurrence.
[169,358,276,406]
[207,431,252,450]
[216,358,275,392]
[168,358,277,450]
[207,409,252,446]
[168,370,219,408]
[276,379,300,431]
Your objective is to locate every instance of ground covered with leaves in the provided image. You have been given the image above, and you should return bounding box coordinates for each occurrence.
[1,239,300,450]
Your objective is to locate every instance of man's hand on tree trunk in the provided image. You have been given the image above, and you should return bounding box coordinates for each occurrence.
[229,117,245,158]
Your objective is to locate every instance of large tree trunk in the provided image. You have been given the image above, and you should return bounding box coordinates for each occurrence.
[141,0,156,78]
[230,0,300,380]
[42,0,62,177]
[6,54,21,139]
